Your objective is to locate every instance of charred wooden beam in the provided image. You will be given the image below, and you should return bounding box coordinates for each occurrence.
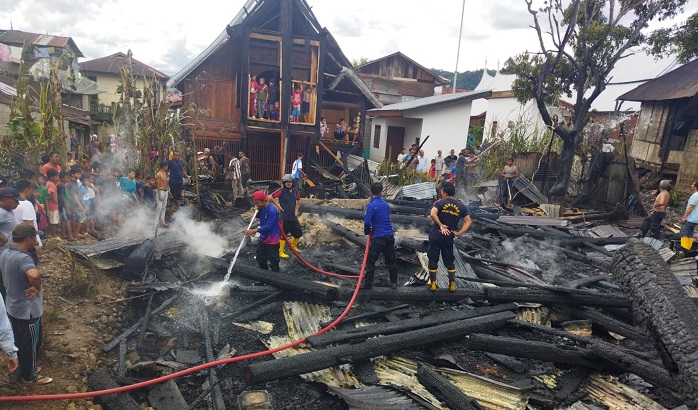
[200,310,225,410]
[613,240,698,406]
[484,287,629,307]
[88,370,141,410]
[395,234,429,252]
[221,291,284,321]
[244,311,515,385]
[137,294,154,352]
[319,303,410,328]
[553,368,589,405]
[327,221,367,248]
[235,301,282,323]
[417,363,485,410]
[103,296,178,352]
[230,264,338,300]
[307,304,517,348]
[521,237,612,271]
[147,380,188,410]
[567,307,650,343]
[338,286,486,303]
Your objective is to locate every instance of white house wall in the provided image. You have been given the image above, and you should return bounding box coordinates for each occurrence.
[484,98,547,141]
[368,117,423,162]
[417,102,472,158]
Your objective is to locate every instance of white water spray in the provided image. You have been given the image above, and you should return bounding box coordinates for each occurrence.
[224,209,258,282]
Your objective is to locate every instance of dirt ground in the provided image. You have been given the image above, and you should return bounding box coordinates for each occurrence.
[0,237,131,410]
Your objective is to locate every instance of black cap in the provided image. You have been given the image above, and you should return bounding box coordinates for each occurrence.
[12,224,43,238]
[0,187,20,200]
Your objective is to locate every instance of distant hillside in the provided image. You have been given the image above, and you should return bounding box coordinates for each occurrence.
[430,68,497,91]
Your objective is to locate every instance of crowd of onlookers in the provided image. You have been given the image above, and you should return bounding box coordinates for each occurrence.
[396,145,482,189]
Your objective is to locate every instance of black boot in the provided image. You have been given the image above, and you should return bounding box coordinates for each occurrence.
[389,268,398,289]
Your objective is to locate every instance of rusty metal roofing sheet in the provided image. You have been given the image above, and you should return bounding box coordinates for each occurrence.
[328,385,427,410]
[618,58,698,102]
[416,247,482,290]
[584,373,666,410]
[373,356,528,410]
[589,225,627,238]
[346,154,380,174]
[397,182,437,201]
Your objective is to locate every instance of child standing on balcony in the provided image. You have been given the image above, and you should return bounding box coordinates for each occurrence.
[291,82,302,122]
[249,75,259,118]
[302,85,311,123]
[256,78,269,119]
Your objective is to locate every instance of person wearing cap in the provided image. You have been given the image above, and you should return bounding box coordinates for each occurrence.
[0,187,21,251]
[0,175,8,189]
[244,191,281,272]
[269,174,303,258]
[0,224,51,384]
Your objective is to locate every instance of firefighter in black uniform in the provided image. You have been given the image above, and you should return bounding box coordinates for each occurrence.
[427,183,472,292]
[269,174,303,258]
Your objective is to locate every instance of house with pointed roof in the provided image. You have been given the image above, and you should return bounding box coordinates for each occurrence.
[618,57,698,192]
[354,52,448,105]
[80,52,170,113]
[168,0,381,180]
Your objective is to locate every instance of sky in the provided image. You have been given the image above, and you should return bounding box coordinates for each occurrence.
[1,0,697,77]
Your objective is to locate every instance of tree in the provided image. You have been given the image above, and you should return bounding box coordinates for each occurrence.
[648,11,698,63]
[351,57,370,67]
[505,0,688,201]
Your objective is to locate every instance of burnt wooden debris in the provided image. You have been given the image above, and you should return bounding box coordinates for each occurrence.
[82,193,698,409]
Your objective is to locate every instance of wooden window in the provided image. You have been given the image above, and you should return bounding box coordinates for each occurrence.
[373,125,381,149]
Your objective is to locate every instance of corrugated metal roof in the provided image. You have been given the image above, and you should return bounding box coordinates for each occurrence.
[328,386,426,410]
[585,373,666,410]
[367,90,492,116]
[497,216,568,227]
[589,225,627,238]
[346,154,380,174]
[618,58,698,102]
[397,182,437,201]
[511,176,548,205]
[416,248,482,290]
[0,29,83,57]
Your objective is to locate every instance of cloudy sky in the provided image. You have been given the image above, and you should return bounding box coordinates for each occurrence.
[1,0,696,76]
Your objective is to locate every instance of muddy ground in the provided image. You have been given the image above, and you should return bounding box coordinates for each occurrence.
[0,205,688,409]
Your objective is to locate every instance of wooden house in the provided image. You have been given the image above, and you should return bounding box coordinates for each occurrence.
[354,52,448,105]
[618,58,698,192]
[168,0,381,181]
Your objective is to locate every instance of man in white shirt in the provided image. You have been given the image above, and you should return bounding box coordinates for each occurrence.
[679,180,698,240]
[602,138,615,153]
[435,150,445,174]
[417,150,428,172]
[12,180,41,247]
[396,148,406,164]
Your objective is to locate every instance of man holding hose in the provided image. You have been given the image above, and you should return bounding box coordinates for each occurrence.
[363,182,397,290]
[245,191,281,272]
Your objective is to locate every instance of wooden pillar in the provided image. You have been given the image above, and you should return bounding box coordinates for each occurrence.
[315,36,326,139]
[279,0,293,178]
[241,26,251,155]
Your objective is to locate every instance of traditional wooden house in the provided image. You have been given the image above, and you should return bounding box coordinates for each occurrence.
[168,0,381,180]
[354,52,448,105]
[618,58,698,192]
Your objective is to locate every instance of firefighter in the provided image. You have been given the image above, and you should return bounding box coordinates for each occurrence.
[363,182,397,289]
[269,174,303,258]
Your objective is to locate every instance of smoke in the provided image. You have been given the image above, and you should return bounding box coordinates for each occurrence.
[500,237,566,284]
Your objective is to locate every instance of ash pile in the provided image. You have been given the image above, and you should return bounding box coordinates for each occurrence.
[70,197,698,410]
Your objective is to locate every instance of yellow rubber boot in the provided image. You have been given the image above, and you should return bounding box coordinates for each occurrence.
[427,270,437,291]
[279,240,290,258]
[447,270,456,292]
[291,237,301,253]
[449,281,456,292]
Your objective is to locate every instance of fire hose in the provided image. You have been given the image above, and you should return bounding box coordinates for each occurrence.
[0,235,372,403]
[279,221,359,279]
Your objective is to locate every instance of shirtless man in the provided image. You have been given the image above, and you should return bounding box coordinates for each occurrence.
[155,161,169,228]
[639,179,672,239]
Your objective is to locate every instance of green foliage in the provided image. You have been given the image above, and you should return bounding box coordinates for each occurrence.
[502,0,688,199]
[479,117,559,180]
[429,68,497,91]
[648,11,698,63]
[351,57,370,67]
[376,159,431,186]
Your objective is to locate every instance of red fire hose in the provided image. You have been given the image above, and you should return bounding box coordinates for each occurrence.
[0,236,372,403]
[279,222,359,279]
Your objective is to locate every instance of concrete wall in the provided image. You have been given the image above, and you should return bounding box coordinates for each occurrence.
[368,101,472,163]
[93,73,167,107]
[484,98,547,141]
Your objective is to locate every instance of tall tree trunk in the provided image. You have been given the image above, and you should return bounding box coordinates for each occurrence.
[548,137,576,201]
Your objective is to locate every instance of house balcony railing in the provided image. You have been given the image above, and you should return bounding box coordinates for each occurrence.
[90,104,114,115]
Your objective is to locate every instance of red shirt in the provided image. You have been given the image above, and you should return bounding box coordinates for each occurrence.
[46,181,59,211]
[40,163,62,177]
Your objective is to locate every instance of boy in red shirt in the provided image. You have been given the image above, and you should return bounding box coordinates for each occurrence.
[45,169,60,239]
